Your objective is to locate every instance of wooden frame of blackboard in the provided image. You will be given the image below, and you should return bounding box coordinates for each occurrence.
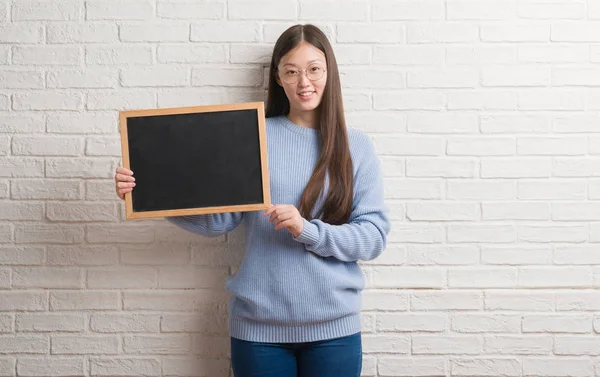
[119,102,271,220]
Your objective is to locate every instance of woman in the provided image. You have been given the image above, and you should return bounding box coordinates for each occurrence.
[115,24,390,377]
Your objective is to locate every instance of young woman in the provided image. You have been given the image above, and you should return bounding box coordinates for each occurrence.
[115,24,390,377]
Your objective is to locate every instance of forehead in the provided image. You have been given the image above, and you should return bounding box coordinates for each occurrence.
[279,41,326,66]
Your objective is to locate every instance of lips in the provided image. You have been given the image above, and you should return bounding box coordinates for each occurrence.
[298,91,315,97]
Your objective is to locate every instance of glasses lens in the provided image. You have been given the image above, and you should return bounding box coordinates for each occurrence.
[307,66,324,81]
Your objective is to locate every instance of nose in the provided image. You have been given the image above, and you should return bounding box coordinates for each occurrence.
[297,71,311,87]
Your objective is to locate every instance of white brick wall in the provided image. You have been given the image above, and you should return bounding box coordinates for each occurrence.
[0,0,599,376]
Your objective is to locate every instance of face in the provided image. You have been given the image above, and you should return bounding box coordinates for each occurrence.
[276,41,328,114]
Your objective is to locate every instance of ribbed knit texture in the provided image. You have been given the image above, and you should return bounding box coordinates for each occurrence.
[167,115,391,343]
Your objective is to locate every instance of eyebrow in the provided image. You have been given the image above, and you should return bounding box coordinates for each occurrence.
[282,59,324,66]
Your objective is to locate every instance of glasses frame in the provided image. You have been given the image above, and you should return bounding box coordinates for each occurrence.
[276,66,327,84]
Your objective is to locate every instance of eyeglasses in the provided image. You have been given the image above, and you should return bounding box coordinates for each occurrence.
[278,65,326,84]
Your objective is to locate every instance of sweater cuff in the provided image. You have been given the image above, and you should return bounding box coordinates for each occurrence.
[293,219,319,246]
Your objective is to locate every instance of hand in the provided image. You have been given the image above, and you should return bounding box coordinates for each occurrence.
[115,167,135,200]
[264,204,305,238]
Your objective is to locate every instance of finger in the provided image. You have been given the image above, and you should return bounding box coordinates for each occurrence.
[116,167,133,175]
[117,188,132,199]
[273,212,293,227]
[275,218,295,231]
[115,173,135,182]
[264,205,277,216]
[117,182,135,189]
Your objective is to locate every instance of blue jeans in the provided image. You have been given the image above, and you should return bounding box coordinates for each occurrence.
[230,332,362,377]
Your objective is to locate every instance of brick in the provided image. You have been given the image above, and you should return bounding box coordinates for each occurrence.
[86,89,155,110]
[121,66,190,87]
[482,202,550,220]
[47,203,117,222]
[373,267,445,289]
[447,137,515,156]
[407,23,478,43]
[47,113,117,134]
[191,21,260,42]
[377,313,446,332]
[0,358,15,377]
[552,23,600,42]
[47,24,118,43]
[191,335,229,357]
[0,225,12,243]
[452,314,521,333]
[0,24,43,43]
[87,225,154,244]
[0,269,9,289]
[17,358,84,377]
[519,267,593,288]
[158,267,228,289]
[338,24,404,43]
[378,357,446,377]
[554,158,600,177]
[12,1,81,20]
[374,45,442,65]
[0,314,12,333]
[373,0,444,21]
[384,178,443,200]
[448,180,516,200]
[13,46,81,65]
[88,267,156,289]
[91,314,160,333]
[47,245,118,266]
[484,336,553,355]
[482,246,552,265]
[123,291,196,311]
[12,136,83,156]
[523,314,591,333]
[557,291,600,311]
[90,358,160,377]
[263,23,334,43]
[408,68,478,88]
[412,291,482,311]
[16,314,85,332]
[451,358,521,377]
[300,1,366,21]
[160,313,227,334]
[192,67,261,87]
[340,68,405,89]
[158,44,226,64]
[447,1,515,20]
[11,180,81,200]
[157,88,229,108]
[362,290,409,311]
[362,335,410,354]
[518,224,588,243]
[46,159,114,179]
[555,336,600,356]
[86,137,121,157]
[553,203,600,221]
[13,92,82,111]
[52,335,119,355]
[50,291,119,311]
[47,68,118,89]
[15,225,83,244]
[86,45,153,65]
[407,245,478,265]
[482,66,550,87]
[448,91,517,110]
[555,245,600,265]
[481,114,550,134]
[406,158,476,178]
[0,203,43,221]
[519,1,585,19]
[481,158,551,178]
[407,202,478,221]
[229,1,295,20]
[0,114,45,133]
[482,24,550,42]
[0,246,45,265]
[449,268,518,288]
[0,336,48,354]
[485,291,554,311]
[0,70,44,89]
[523,358,594,377]
[413,335,482,355]
[333,45,371,65]
[123,335,190,354]
[447,45,517,65]
[0,47,7,64]
[120,23,188,42]
[13,268,82,289]
[0,292,46,312]
[518,180,586,200]
[388,224,444,243]
[158,1,223,19]
[87,1,154,20]
[373,135,443,156]
[519,44,589,63]
[86,181,117,201]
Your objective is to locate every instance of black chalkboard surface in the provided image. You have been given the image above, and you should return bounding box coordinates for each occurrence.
[119,102,271,220]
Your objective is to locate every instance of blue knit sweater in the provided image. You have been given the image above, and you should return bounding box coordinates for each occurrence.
[167,115,390,343]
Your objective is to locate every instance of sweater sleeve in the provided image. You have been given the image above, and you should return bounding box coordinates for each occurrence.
[166,212,244,237]
[292,133,391,262]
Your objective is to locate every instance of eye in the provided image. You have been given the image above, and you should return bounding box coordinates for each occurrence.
[286,70,298,75]
[310,66,322,72]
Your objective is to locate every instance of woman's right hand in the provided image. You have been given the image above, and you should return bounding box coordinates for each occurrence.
[115,167,135,200]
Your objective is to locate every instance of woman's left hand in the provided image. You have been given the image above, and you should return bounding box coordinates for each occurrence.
[264,204,305,238]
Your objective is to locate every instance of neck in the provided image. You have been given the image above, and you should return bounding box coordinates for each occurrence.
[287,109,319,129]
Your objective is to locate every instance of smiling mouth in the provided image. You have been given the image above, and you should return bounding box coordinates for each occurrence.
[298,91,315,97]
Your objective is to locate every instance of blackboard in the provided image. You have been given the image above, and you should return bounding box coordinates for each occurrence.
[119,102,271,220]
